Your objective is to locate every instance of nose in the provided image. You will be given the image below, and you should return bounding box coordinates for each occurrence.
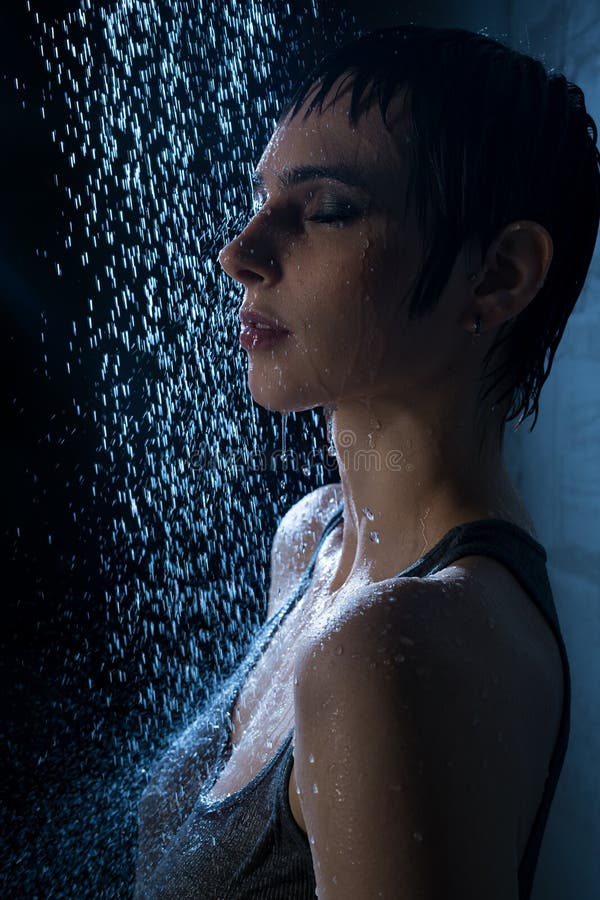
[218,213,281,287]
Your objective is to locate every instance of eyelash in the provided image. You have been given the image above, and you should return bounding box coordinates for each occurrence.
[249,198,359,227]
[307,204,358,227]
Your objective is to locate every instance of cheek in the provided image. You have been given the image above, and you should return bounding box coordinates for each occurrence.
[296,256,368,350]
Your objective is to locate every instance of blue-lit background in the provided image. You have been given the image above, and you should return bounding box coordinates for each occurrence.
[1,1,598,896]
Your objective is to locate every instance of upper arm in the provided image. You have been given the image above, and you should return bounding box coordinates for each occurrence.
[293,578,523,899]
[267,483,342,619]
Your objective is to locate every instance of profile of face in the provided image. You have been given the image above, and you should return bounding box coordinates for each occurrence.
[218,78,477,414]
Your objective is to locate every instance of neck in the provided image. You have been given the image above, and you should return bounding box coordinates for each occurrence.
[324,393,515,592]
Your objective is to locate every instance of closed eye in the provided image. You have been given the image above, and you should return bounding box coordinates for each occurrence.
[307,201,360,226]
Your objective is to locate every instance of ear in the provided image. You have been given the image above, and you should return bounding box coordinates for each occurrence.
[460,221,553,333]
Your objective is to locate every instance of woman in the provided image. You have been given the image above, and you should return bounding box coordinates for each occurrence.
[135,26,599,899]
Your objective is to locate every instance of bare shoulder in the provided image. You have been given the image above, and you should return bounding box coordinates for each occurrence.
[295,564,563,867]
[267,483,343,619]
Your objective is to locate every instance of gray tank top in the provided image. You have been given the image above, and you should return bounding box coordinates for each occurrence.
[135,503,571,900]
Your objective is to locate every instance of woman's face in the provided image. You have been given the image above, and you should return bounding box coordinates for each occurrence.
[218,80,469,413]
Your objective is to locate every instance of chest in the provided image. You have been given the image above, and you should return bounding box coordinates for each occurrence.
[202,534,342,811]
[202,602,308,819]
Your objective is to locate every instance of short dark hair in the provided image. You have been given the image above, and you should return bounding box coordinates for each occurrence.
[278,25,600,437]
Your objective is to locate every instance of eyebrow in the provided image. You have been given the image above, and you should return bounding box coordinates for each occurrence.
[250,163,369,197]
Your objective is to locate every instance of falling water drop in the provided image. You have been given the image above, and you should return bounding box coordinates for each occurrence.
[325,407,335,457]
[280,411,288,466]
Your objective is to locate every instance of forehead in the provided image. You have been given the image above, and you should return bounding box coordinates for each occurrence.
[254,79,410,200]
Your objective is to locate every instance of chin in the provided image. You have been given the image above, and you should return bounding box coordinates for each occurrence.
[247,372,323,415]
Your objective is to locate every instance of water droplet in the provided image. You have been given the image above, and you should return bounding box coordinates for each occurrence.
[334,644,344,655]
[312,783,319,794]
[413,831,423,842]
[369,530,380,544]
[295,784,301,795]
[301,465,310,476]
[266,738,273,749]
[362,506,374,521]
[309,753,315,764]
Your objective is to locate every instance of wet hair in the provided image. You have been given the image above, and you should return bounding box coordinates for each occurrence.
[278,25,600,439]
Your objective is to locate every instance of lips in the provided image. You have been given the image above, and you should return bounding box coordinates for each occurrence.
[240,309,290,334]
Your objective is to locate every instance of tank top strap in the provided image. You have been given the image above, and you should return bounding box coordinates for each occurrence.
[255,501,344,651]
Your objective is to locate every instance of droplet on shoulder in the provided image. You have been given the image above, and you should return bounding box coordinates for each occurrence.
[369,530,380,544]
[362,505,374,520]
[312,783,319,794]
